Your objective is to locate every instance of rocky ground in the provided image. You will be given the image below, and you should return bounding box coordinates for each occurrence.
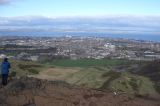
[0,77,160,106]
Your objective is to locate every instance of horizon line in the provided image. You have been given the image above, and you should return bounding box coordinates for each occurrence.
[1,14,160,19]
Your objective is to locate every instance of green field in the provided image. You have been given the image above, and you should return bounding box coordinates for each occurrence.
[47,59,138,67]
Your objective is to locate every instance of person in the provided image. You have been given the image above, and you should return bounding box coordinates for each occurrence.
[1,58,11,86]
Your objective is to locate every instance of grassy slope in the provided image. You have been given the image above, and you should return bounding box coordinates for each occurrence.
[0,59,48,77]
[40,59,160,96]
[132,62,160,94]
[1,59,158,97]
[46,59,158,96]
[102,72,157,96]
[66,67,109,88]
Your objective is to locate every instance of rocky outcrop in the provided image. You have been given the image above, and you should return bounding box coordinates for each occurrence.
[0,77,160,106]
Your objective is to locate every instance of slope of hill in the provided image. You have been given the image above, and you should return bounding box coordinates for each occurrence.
[30,64,159,98]
[1,59,160,105]
[0,59,49,77]
[0,77,160,106]
[131,61,160,93]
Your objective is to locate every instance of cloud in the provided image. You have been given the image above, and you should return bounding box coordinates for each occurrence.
[0,16,160,35]
[0,0,22,5]
[0,0,10,5]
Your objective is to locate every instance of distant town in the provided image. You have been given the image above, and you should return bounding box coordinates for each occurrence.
[0,36,160,61]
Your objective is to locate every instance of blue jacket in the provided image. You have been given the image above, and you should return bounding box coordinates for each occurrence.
[1,61,11,74]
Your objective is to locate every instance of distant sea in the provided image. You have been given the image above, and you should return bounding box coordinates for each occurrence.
[0,30,160,42]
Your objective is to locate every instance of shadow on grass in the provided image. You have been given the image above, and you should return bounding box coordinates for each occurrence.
[100,71,121,90]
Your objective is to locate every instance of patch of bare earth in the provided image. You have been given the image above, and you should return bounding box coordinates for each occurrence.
[29,67,79,80]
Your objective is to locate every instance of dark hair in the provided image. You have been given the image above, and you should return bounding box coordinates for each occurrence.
[4,58,8,62]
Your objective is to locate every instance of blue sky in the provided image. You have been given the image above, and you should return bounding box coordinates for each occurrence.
[0,0,160,17]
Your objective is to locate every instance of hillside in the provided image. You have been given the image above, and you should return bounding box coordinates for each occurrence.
[0,59,49,77]
[0,77,160,106]
[131,61,160,93]
[0,59,160,106]
[28,59,159,98]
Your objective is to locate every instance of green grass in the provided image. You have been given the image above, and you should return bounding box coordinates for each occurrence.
[155,84,160,93]
[102,72,157,96]
[10,71,17,77]
[66,67,108,88]
[27,68,39,74]
[0,59,48,76]
[100,71,121,89]
[48,59,135,67]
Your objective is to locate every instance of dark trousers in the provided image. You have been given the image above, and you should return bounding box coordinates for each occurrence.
[1,74,8,86]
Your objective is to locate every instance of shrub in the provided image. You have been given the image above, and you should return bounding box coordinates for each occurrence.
[28,68,39,74]
[10,71,17,77]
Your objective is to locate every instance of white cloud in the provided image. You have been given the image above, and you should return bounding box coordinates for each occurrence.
[0,15,160,35]
[0,0,10,5]
[0,0,24,5]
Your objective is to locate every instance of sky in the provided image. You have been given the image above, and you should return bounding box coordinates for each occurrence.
[0,0,160,41]
[0,0,160,17]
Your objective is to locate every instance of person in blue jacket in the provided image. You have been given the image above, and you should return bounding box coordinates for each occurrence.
[1,58,11,86]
